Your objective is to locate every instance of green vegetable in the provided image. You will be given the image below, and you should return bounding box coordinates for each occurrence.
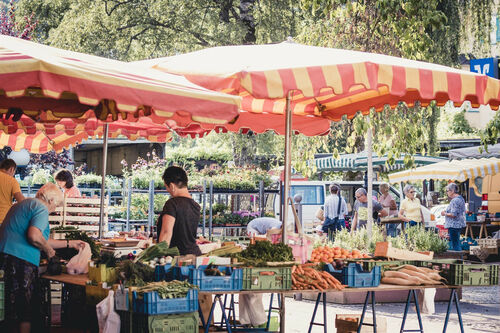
[389,226,448,254]
[97,252,119,268]
[234,241,294,266]
[117,260,154,286]
[57,227,101,259]
[137,280,197,299]
[135,241,180,263]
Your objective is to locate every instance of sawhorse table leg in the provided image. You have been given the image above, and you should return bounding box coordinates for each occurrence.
[443,288,464,333]
[308,292,327,333]
[400,289,424,333]
[358,290,377,333]
[199,294,233,333]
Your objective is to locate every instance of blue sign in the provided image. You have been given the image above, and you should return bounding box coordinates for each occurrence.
[470,57,499,79]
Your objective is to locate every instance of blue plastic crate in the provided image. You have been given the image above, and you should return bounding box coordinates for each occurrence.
[171,265,195,281]
[154,264,173,281]
[325,263,381,288]
[465,213,477,221]
[132,289,198,315]
[188,266,242,291]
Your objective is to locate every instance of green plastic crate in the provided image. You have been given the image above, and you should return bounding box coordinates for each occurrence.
[122,311,198,333]
[242,267,291,290]
[0,281,4,322]
[415,260,499,286]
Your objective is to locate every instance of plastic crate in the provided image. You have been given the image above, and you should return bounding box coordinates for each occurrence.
[188,266,242,291]
[466,213,477,221]
[242,267,292,290]
[0,281,4,322]
[325,263,381,288]
[346,259,408,272]
[132,289,198,315]
[170,265,195,282]
[88,263,118,284]
[415,260,499,286]
[154,264,173,281]
[119,311,199,333]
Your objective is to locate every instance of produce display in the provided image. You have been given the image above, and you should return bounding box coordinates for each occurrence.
[233,241,294,266]
[310,246,370,263]
[135,241,180,264]
[381,264,445,286]
[205,244,242,257]
[136,281,197,299]
[291,263,344,291]
[117,260,155,286]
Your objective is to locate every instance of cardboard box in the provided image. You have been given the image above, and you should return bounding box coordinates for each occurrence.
[335,314,386,333]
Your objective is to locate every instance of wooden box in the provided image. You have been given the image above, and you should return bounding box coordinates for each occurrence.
[335,314,386,333]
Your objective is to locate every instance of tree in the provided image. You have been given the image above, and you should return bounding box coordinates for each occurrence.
[1,0,37,39]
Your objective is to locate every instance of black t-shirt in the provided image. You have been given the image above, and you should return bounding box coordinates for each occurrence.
[157,197,201,256]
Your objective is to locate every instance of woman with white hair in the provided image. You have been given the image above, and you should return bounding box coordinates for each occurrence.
[0,183,85,333]
[398,184,423,227]
[378,183,398,236]
[441,183,465,251]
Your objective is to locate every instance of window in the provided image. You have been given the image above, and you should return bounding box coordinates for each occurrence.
[290,185,324,205]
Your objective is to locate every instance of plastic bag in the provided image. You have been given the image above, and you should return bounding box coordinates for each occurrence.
[96,290,120,333]
[419,288,436,314]
[66,242,91,274]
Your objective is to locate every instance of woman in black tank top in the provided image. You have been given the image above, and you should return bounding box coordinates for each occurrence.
[157,166,201,256]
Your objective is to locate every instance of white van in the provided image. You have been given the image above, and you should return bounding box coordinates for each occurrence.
[272,180,435,230]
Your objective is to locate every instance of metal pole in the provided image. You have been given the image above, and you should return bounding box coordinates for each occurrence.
[202,180,207,237]
[259,180,264,216]
[148,179,154,236]
[98,123,109,240]
[366,116,373,238]
[282,91,293,246]
[126,178,132,232]
[209,181,213,239]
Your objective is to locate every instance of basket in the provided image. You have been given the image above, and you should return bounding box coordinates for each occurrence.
[242,267,292,290]
[132,289,198,315]
[188,266,242,291]
[325,263,381,288]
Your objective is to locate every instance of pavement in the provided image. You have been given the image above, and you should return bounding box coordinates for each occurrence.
[213,286,500,332]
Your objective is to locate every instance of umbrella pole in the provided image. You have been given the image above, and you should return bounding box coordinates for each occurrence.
[281,91,292,333]
[98,123,109,240]
[366,116,373,238]
[282,91,293,242]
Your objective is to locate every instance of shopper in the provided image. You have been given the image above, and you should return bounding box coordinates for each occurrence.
[442,183,466,251]
[398,185,423,227]
[0,183,85,333]
[351,188,387,231]
[54,169,81,198]
[0,159,25,223]
[157,166,201,255]
[378,182,398,236]
[322,184,348,233]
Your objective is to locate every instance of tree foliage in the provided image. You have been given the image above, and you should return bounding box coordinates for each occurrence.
[1,0,36,39]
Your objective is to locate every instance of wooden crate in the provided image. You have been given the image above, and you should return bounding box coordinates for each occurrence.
[374,242,434,260]
[335,314,386,333]
[49,197,108,236]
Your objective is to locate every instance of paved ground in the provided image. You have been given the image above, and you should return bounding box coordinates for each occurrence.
[213,286,500,332]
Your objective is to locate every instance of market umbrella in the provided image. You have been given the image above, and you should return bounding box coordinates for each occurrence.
[0,35,241,238]
[314,152,446,172]
[0,113,210,154]
[388,157,500,183]
[448,144,500,160]
[137,41,500,237]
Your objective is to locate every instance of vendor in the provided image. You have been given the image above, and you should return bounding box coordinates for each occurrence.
[0,159,25,223]
[398,185,423,227]
[442,183,465,251]
[54,169,81,198]
[0,183,85,333]
[247,217,282,236]
[158,166,201,256]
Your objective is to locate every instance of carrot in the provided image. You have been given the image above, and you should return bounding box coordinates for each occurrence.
[381,277,417,285]
[292,265,297,274]
[398,268,429,281]
[383,270,411,279]
[400,264,427,274]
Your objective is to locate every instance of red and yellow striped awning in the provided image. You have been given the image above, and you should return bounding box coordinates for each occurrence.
[0,35,240,127]
[0,112,210,153]
[138,42,500,127]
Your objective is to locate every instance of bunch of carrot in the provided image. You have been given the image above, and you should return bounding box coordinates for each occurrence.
[381,264,446,286]
[291,263,345,291]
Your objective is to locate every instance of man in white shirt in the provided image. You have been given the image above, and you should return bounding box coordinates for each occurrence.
[322,184,348,233]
